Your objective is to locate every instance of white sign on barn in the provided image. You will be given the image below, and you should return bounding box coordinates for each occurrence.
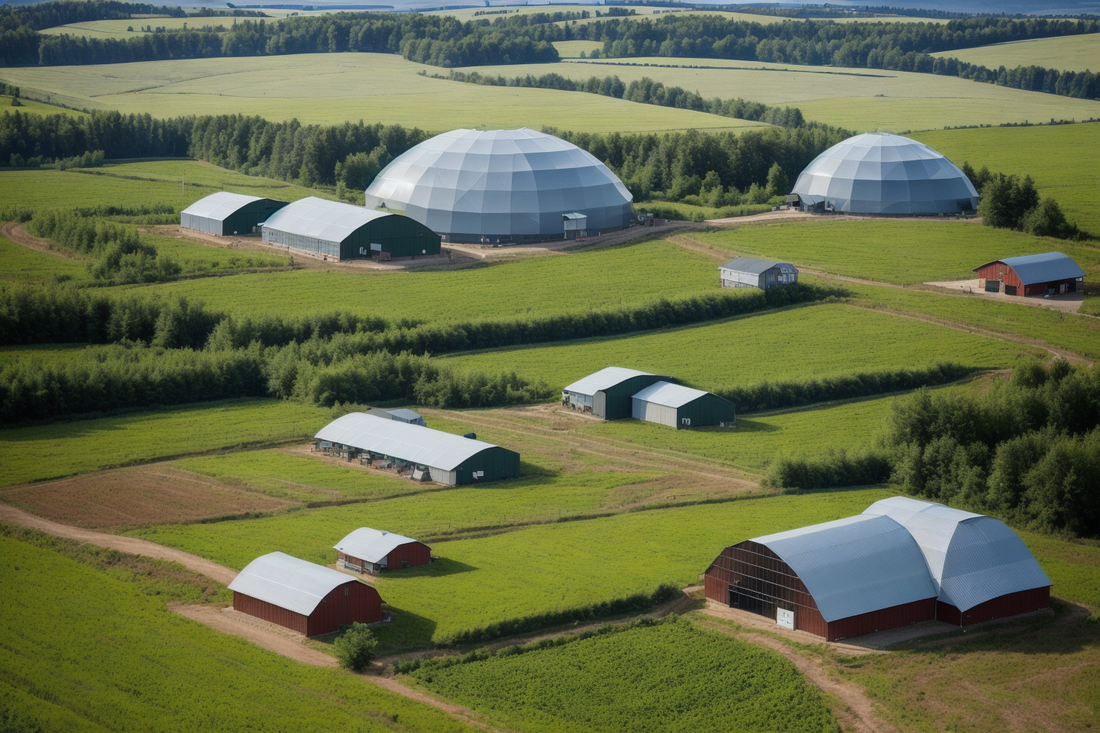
[777,608,795,630]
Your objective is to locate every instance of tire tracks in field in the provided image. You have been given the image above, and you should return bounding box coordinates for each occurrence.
[1,221,81,259]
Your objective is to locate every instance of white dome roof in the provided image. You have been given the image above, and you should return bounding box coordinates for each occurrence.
[792,133,978,215]
[364,128,634,240]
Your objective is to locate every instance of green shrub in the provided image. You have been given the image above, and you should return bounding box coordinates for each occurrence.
[333,622,379,672]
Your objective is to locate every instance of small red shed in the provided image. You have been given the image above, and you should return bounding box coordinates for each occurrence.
[335,527,431,574]
[974,251,1085,297]
[228,552,382,636]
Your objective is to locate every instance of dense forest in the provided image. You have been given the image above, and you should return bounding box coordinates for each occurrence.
[2,3,1097,99]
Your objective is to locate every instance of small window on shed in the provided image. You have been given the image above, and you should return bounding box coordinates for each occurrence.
[345,587,349,597]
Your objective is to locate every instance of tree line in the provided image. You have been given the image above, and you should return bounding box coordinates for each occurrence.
[964,163,1085,240]
[765,359,1100,539]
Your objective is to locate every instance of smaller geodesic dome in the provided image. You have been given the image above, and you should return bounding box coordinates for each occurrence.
[791,133,978,215]
[363,128,634,242]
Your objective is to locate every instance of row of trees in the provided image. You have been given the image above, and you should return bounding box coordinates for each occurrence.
[767,360,1100,538]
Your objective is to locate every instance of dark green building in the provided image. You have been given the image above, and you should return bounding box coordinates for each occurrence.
[631,381,735,429]
[261,197,440,260]
[562,367,670,420]
[180,192,288,236]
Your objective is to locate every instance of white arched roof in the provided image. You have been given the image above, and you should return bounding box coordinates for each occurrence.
[335,527,424,563]
[863,497,1051,612]
[315,412,503,471]
[364,128,634,237]
[563,367,663,397]
[792,132,978,215]
[181,192,265,222]
[228,552,359,616]
[753,514,937,622]
[262,197,396,245]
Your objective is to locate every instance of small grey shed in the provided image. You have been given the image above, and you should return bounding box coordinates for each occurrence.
[719,257,798,291]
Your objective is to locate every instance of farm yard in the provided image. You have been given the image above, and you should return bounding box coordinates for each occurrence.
[2,2,1100,731]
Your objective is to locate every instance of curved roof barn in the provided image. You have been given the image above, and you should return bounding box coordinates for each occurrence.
[791,132,978,215]
[229,551,367,617]
[364,128,634,242]
[973,252,1086,285]
[180,192,287,236]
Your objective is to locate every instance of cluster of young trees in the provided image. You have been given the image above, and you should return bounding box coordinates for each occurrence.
[27,209,181,284]
[964,163,1083,239]
[767,360,1100,538]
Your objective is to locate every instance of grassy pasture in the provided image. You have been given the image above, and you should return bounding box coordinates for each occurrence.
[40,17,229,39]
[407,618,840,733]
[694,219,1100,286]
[1,96,85,117]
[0,159,325,213]
[442,302,1036,392]
[118,237,721,321]
[0,53,760,134]
[141,229,292,273]
[0,399,329,487]
[0,235,89,284]
[0,534,474,733]
[932,32,1100,74]
[913,123,1100,237]
[523,57,1100,132]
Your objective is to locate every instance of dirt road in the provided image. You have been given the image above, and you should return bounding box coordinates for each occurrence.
[0,503,238,585]
[1,221,80,259]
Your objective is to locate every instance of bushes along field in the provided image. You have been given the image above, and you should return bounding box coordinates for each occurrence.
[406,616,840,733]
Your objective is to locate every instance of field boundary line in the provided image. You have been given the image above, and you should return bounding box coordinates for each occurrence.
[2,221,83,260]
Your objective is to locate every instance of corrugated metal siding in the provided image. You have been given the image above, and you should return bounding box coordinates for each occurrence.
[233,591,309,635]
[937,586,1049,626]
[429,467,456,485]
[632,398,677,428]
[386,542,432,570]
[975,262,1023,293]
[454,445,520,484]
[826,599,937,642]
[601,375,667,420]
[679,393,736,428]
[305,581,383,636]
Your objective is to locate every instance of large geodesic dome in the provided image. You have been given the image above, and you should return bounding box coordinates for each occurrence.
[363,128,634,243]
[791,132,979,215]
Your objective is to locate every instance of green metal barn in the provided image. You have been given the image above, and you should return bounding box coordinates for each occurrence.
[562,367,670,420]
[631,381,735,429]
[180,192,288,236]
[261,197,440,260]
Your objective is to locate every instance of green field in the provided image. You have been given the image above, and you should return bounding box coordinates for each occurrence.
[481,56,1100,132]
[932,32,1100,74]
[0,53,761,134]
[0,159,325,213]
[1,96,85,117]
[0,235,89,284]
[0,534,474,732]
[442,302,1035,392]
[0,399,329,487]
[914,123,1100,236]
[695,219,1100,286]
[40,17,230,39]
[408,617,840,733]
[114,237,720,321]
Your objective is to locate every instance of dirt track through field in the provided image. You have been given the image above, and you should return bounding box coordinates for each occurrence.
[0,503,238,585]
[2,221,81,259]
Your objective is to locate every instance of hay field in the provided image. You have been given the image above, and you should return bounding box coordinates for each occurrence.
[0,53,760,134]
[0,95,85,117]
[914,123,1100,236]
[39,17,226,39]
[932,32,1100,74]
[488,57,1100,132]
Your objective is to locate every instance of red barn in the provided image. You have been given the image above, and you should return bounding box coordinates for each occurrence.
[974,251,1085,297]
[704,515,938,642]
[334,527,431,574]
[228,552,382,636]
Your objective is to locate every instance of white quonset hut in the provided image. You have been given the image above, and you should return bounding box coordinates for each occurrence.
[719,257,799,291]
[562,367,669,420]
[315,412,519,485]
[228,551,383,636]
[863,497,1051,625]
[180,192,288,236]
[705,514,938,641]
[631,381,736,429]
[791,132,979,215]
[261,197,440,260]
[334,527,432,574]
[363,128,635,244]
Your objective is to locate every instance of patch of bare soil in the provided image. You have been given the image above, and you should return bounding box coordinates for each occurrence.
[1,221,80,259]
[172,604,338,666]
[0,465,297,529]
[0,503,237,586]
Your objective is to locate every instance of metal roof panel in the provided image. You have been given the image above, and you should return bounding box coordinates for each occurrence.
[228,552,358,616]
[181,192,265,222]
[631,381,715,409]
[973,251,1086,285]
[262,197,396,244]
[563,366,662,396]
[334,527,425,563]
